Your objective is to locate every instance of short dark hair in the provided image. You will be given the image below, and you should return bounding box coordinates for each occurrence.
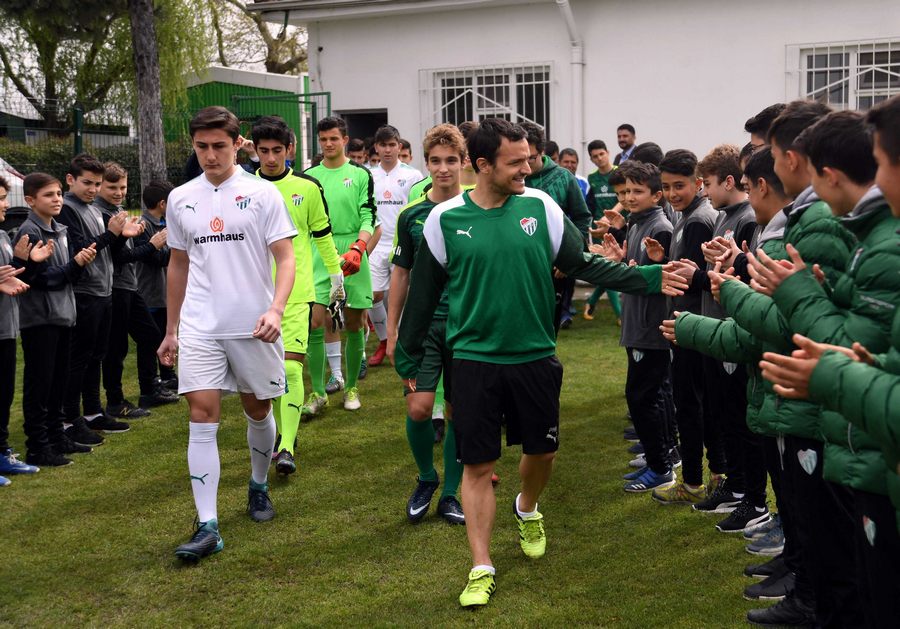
[767,100,832,152]
[630,142,663,166]
[743,146,785,197]
[659,149,697,177]
[399,138,411,151]
[519,121,546,153]
[559,148,578,161]
[457,120,478,139]
[142,180,174,210]
[374,124,401,144]
[624,161,661,194]
[466,118,526,173]
[609,168,627,187]
[617,123,636,135]
[68,153,104,178]
[347,138,365,153]
[866,94,900,163]
[189,106,240,140]
[251,115,293,147]
[102,162,128,183]
[317,116,348,136]
[24,172,61,198]
[799,110,876,185]
[545,140,560,157]
[739,142,755,166]
[587,139,608,153]
[698,144,743,184]
[744,104,787,137]
[0,175,8,191]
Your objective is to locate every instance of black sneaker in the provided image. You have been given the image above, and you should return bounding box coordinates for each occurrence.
[158,376,178,391]
[432,417,445,444]
[407,474,440,523]
[744,570,795,601]
[274,450,296,475]
[66,417,105,446]
[437,495,465,525]
[86,414,130,434]
[174,519,223,561]
[139,388,179,408]
[26,447,73,467]
[106,400,151,419]
[628,442,644,455]
[745,554,787,579]
[716,498,771,533]
[247,481,275,522]
[623,427,639,442]
[53,434,92,455]
[692,480,741,513]
[747,593,815,626]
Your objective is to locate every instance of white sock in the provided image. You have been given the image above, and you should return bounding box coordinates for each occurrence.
[246,410,276,485]
[188,422,220,523]
[515,492,538,518]
[325,341,343,380]
[472,564,496,575]
[370,300,388,341]
[732,492,745,499]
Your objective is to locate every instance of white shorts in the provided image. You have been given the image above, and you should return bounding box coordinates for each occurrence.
[368,245,393,292]
[178,336,286,399]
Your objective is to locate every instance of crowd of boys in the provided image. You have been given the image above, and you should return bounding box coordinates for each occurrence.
[1,94,899,626]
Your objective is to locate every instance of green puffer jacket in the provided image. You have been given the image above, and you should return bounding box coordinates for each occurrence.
[718,193,855,438]
[809,304,900,533]
[774,191,900,494]
[674,313,766,435]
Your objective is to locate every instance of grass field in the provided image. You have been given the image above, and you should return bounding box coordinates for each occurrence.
[1,301,763,627]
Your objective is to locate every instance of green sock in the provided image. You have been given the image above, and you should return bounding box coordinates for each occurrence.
[441,420,462,498]
[344,329,365,389]
[607,290,622,318]
[406,415,437,482]
[278,359,304,455]
[587,286,603,306]
[307,328,326,396]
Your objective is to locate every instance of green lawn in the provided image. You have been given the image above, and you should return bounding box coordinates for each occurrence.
[2,301,760,627]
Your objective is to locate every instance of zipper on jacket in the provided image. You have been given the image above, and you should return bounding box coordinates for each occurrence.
[847,423,857,455]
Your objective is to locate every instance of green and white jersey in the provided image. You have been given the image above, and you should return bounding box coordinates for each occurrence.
[258,168,342,304]
[408,176,432,201]
[394,187,664,375]
[392,194,450,319]
[305,159,375,237]
[587,167,618,218]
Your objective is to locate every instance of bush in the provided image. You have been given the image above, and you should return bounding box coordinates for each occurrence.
[0,136,195,209]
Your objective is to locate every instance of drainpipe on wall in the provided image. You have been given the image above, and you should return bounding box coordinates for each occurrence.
[555,0,584,160]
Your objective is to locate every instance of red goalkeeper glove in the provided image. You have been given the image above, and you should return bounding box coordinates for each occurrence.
[340,239,367,276]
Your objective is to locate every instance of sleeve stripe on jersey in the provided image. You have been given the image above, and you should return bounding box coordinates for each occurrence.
[423,195,466,268]
[311,225,332,238]
[521,186,565,258]
[298,172,333,220]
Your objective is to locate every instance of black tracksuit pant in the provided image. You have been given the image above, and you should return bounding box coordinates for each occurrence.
[625,347,671,474]
[704,358,766,504]
[148,307,175,382]
[782,435,863,628]
[851,488,900,629]
[672,346,725,486]
[64,293,112,420]
[21,325,71,454]
[103,288,162,403]
[0,338,14,451]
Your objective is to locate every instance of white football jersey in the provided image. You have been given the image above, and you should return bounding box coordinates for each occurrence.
[371,161,422,250]
[167,168,297,339]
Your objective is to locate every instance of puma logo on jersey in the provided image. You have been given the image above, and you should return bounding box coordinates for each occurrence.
[270,378,285,388]
[456,227,473,238]
[185,203,197,213]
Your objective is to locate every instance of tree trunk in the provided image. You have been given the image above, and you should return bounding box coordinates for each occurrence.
[128,0,167,200]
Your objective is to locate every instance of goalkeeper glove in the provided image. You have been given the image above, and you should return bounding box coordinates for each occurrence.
[340,239,367,276]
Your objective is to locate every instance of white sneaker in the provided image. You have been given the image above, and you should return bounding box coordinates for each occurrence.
[628,453,647,468]
[343,387,361,411]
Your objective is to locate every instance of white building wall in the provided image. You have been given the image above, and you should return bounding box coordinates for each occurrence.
[304,0,899,172]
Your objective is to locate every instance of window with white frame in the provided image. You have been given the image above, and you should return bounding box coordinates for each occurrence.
[419,63,552,137]
[786,39,900,110]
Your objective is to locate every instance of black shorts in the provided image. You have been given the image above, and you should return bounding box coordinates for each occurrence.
[450,356,563,465]
[403,319,452,399]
